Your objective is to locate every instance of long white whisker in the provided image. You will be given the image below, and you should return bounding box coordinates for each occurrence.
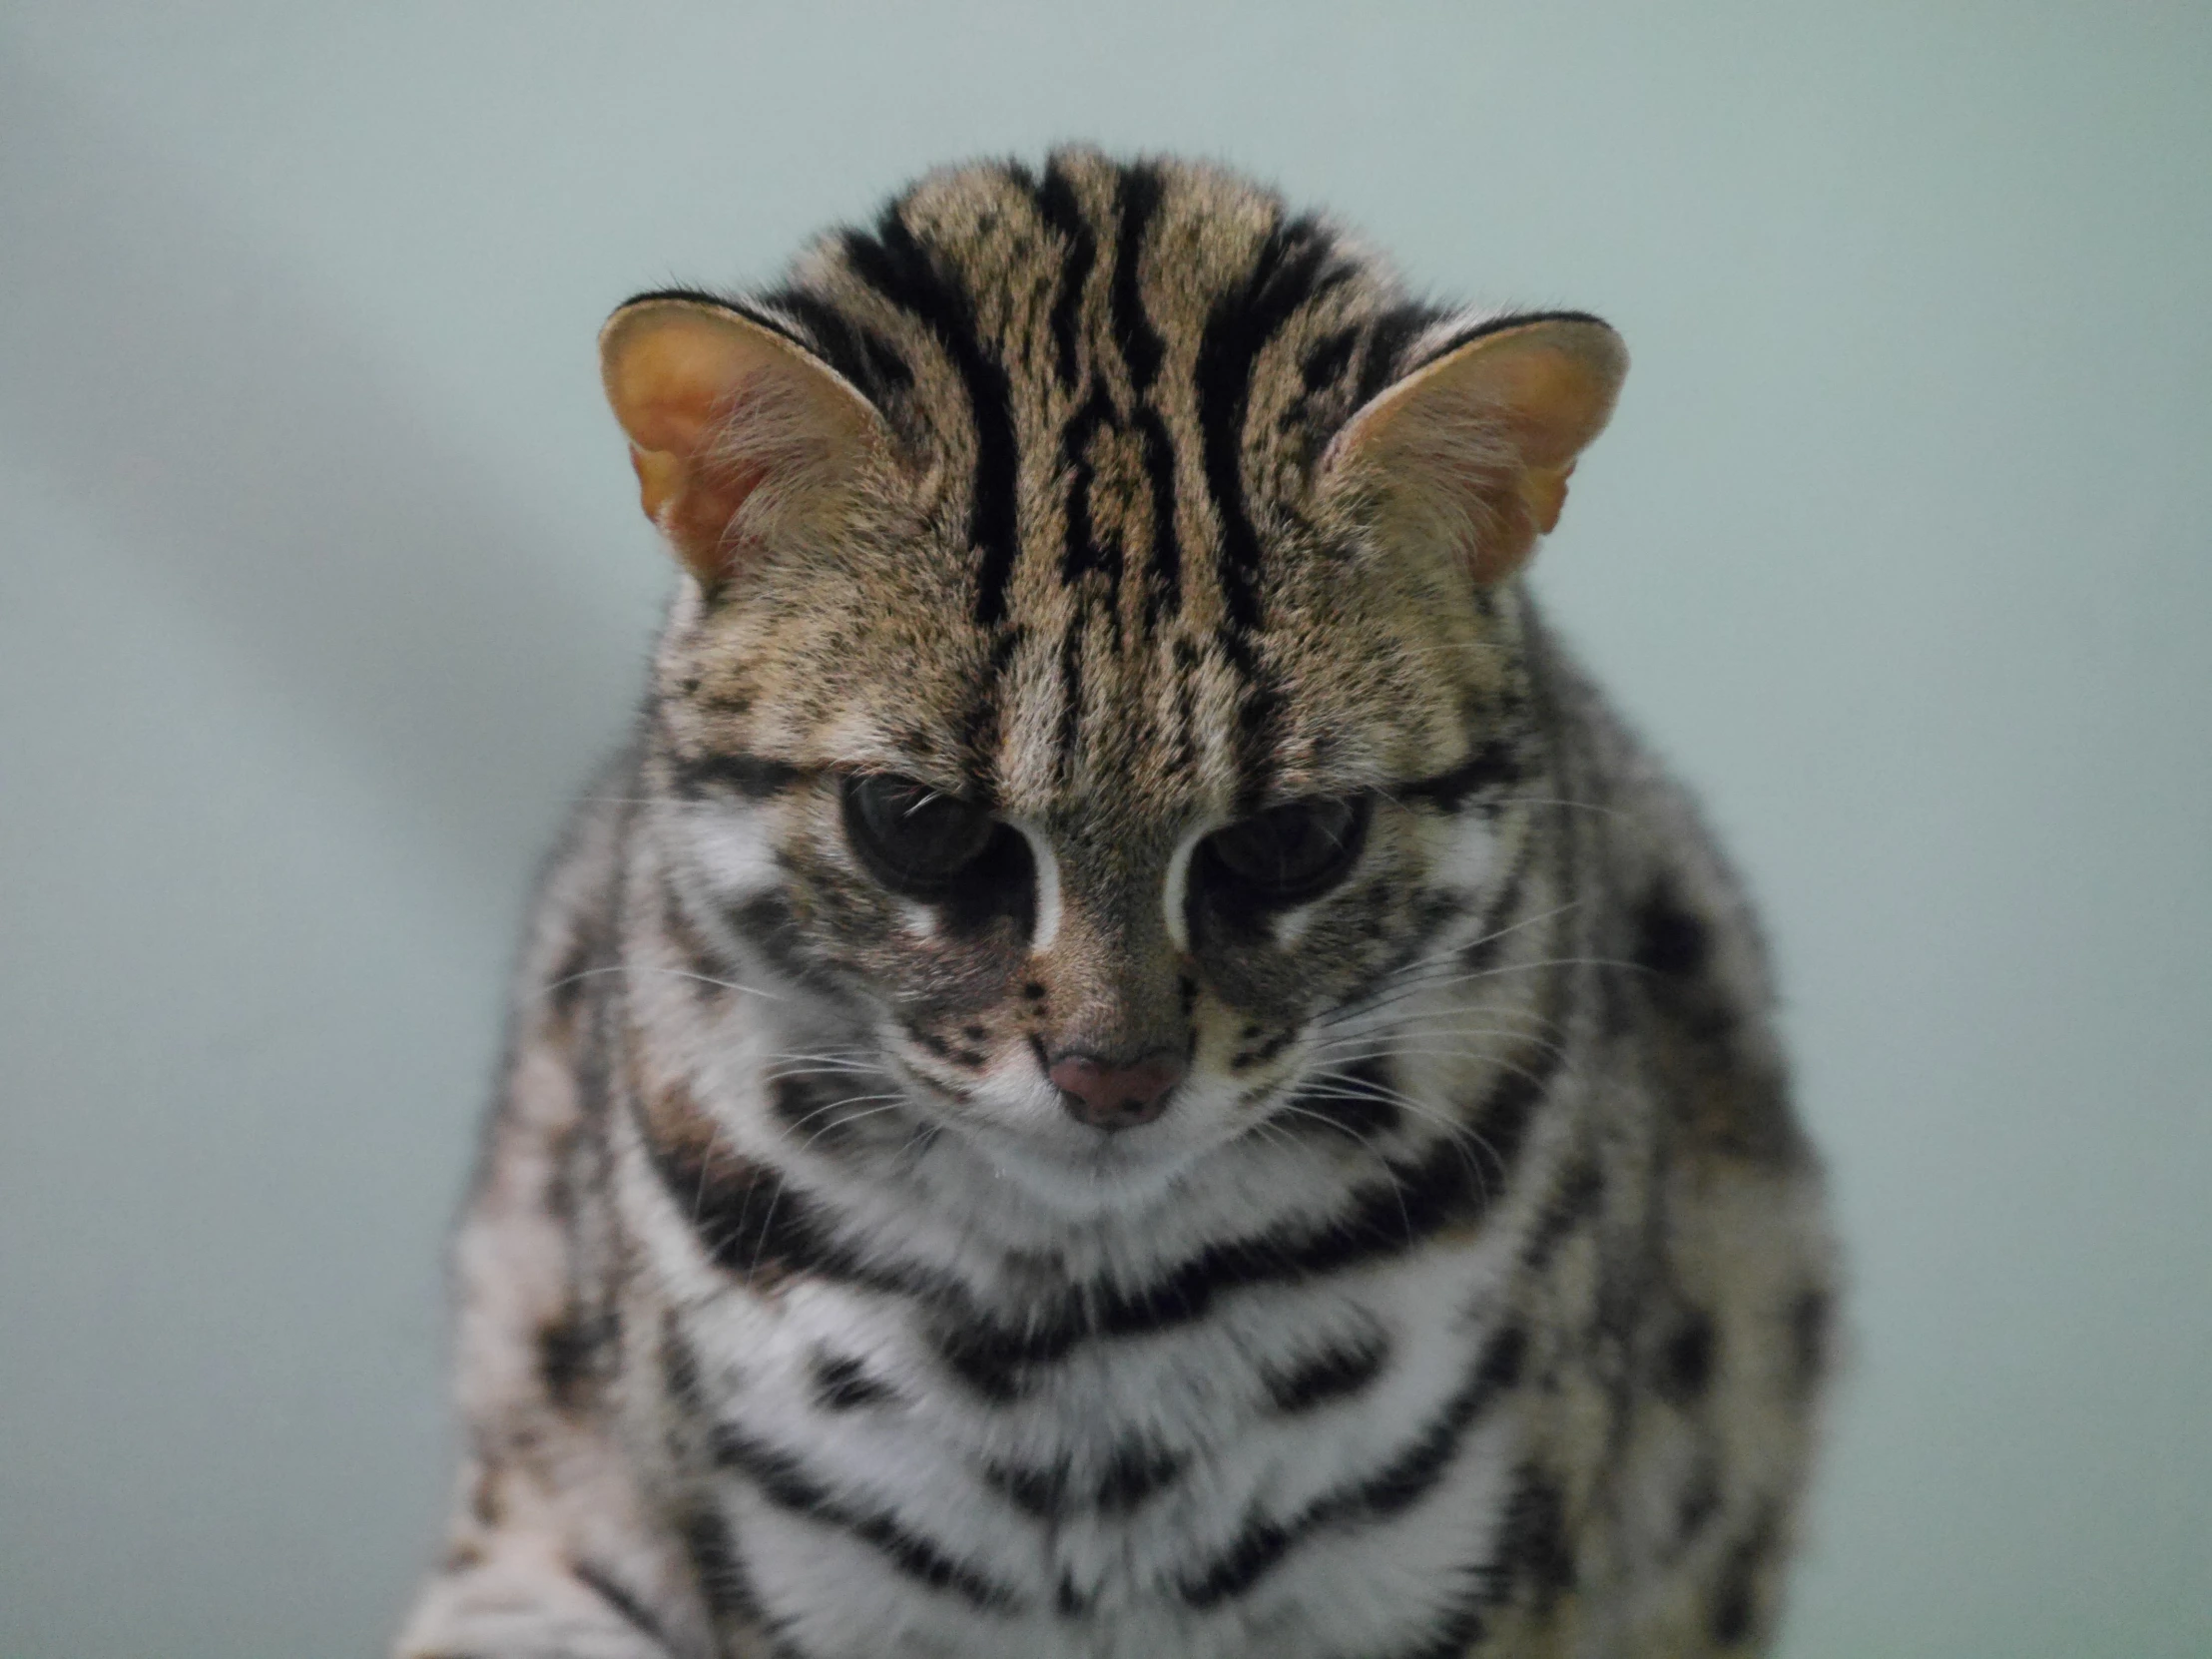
[540,963,787,1002]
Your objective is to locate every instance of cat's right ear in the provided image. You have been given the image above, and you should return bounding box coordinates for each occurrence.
[1322,313,1627,586]
[598,295,888,582]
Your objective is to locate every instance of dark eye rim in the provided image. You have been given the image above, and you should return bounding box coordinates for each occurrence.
[1196,794,1372,908]
[838,772,998,895]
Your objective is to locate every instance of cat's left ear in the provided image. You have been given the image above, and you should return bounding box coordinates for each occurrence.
[1323,314,1627,585]
[599,293,890,581]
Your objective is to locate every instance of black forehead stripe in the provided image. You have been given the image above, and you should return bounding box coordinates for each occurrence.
[1041,167,1122,603]
[1108,165,1183,627]
[1059,386,1123,592]
[1031,158,1096,390]
[1110,164,1168,392]
[838,209,1021,629]
[1196,213,1350,646]
[1197,213,1352,807]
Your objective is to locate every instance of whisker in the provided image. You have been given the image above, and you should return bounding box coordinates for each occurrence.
[539,963,787,1003]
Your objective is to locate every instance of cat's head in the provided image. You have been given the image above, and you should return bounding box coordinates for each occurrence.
[601,151,1623,1210]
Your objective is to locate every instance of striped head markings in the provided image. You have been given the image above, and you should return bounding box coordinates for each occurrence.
[608,149,1625,1199]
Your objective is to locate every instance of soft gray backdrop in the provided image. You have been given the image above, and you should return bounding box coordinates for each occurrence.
[3,5,2207,1656]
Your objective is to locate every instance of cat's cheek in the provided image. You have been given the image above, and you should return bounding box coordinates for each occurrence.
[1425,813,1504,894]
[665,801,783,901]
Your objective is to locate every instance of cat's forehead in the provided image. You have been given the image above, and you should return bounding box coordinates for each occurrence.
[679,150,1512,813]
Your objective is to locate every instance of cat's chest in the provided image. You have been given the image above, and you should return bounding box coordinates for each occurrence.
[668,1240,1525,1659]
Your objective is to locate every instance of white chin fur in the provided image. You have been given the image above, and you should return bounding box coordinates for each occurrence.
[941,1115,1212,1216]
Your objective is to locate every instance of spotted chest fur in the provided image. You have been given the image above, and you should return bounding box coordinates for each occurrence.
[396,150,1836,1659]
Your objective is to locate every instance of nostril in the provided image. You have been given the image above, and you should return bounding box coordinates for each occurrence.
[1047,1051,1187,1130]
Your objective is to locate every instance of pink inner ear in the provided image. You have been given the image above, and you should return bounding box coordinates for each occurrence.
[632,446,773,579]
[613,333,749,458]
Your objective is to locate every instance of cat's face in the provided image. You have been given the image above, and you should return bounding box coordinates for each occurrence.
[649,499,1527,1207]
[609,152,1621,1208]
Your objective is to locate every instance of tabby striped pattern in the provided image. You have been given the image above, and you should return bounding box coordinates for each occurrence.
[396,149,1836,1659]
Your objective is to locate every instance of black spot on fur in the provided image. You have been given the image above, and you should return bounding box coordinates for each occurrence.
[1657,1310,1717,1404]
[811,1352,895,1411]
[1709,1506,1779,1646]
[1262,1330,1390,1412]
[1676,1460,1721,1545]
[1635,885,1711,978]
[537,1307,619,1411]
[1097,1439,1188,1512]
[1300,325,1359,397]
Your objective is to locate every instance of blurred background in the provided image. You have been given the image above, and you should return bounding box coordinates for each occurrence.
[3,4,2208,1655]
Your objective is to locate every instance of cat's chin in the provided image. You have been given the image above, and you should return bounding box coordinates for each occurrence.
[947,1123,1207,1218]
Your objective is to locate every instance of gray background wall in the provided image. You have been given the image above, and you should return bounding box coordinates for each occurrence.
[3,4,2207,1655]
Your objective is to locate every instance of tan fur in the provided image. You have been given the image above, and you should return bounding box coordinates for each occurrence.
[398,150,1835,1659]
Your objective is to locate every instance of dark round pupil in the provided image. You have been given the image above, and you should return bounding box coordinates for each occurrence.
[844,776,993,887]
[1205,797,1365,899]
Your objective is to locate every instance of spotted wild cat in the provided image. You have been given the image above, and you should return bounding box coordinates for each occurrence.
[396,149,1837,1659]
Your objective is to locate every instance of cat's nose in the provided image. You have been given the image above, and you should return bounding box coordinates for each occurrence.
[1047,1050,1187,1130]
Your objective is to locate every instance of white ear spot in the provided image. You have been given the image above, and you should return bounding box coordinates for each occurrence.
[1013,822,1062,953]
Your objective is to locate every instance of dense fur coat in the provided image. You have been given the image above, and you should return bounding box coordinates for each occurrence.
[396,150,1836,1659]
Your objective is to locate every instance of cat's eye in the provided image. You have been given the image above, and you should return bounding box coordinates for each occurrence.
[1199,796,1370,906]
[840,774,997,893]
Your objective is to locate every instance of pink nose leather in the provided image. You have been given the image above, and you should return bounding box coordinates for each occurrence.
[1048,1052,1187,1130]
